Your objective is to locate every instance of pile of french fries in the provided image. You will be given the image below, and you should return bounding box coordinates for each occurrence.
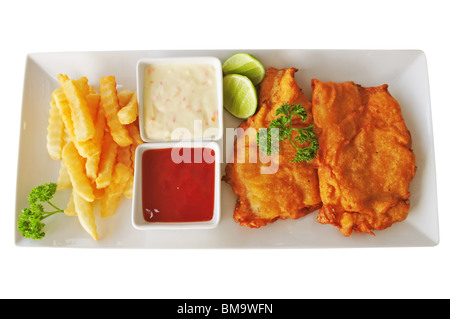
[46,74,142,240]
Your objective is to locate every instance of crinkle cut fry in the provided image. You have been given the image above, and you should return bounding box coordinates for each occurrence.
[100,76,133,147]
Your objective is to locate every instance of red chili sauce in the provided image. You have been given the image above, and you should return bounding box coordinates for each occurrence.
[141,147,215,223]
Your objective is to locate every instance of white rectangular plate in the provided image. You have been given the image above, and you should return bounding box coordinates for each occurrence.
[15,50,439,248]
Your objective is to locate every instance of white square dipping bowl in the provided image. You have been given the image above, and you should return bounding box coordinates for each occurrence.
[136,56,223,143]
[131,140,221,230]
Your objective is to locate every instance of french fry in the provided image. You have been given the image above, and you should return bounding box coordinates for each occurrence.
[48,74,142,240]
[64,192,77,216]
[117,145,134,199]
[62,141,95,202]
[52,88,96,158]
[122,123,142,198]
[58,74,95,142]
[46,98,65,160]
[85,155,99,180]
[74,76,90,97]
[100,76,132,147]
[117,91,138,125]
[52,87,75,137]
[117,145,132,167]
[101,162,132,218]
[123,143,136,198]
[56,161,71,190]
[92,182,105,199]
[118,90,134,107]
[86,93,101,122]
[85,105,106,180]
[89,85,98,94]
[62,127,71,145]
[126,122,144,145]
[73,189,98,240]
[123,170,134,199]
[95,131,119,189]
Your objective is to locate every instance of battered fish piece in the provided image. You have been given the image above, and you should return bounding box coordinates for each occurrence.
[311,79,416,236]
[224,68,322,228]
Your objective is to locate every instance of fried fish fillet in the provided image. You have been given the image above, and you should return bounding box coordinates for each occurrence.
[311,79,416,236]
[224,67,322,228]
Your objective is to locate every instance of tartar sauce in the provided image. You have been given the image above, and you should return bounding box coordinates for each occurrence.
[143,63,219,140]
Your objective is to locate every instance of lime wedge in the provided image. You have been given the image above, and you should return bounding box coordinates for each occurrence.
[223,74,258,119]
[222,53,265,85]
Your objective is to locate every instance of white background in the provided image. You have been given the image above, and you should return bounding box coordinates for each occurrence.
[1,0,449,299]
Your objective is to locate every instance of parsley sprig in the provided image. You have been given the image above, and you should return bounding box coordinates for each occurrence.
[17,183,64,240]
[257,103,319,163]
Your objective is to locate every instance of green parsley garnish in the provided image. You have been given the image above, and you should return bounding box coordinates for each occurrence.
[256,103,319,163]
[17,182,64,240]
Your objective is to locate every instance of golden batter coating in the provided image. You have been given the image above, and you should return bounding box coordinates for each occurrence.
[311,79,416,236]
[223,68,322,228]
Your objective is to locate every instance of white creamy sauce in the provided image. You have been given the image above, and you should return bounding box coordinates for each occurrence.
[143,63,219,140]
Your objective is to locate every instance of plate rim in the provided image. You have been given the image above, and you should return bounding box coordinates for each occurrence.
[14,49,439,248]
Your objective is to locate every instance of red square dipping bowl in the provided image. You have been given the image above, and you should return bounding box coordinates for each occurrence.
[131,141,221,230]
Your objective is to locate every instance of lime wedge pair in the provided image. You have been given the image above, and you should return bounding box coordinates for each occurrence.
[222,53,265,119]
[223,52,265,86]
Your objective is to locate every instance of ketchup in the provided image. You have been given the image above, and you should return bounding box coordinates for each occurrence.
[141,147,215,223]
